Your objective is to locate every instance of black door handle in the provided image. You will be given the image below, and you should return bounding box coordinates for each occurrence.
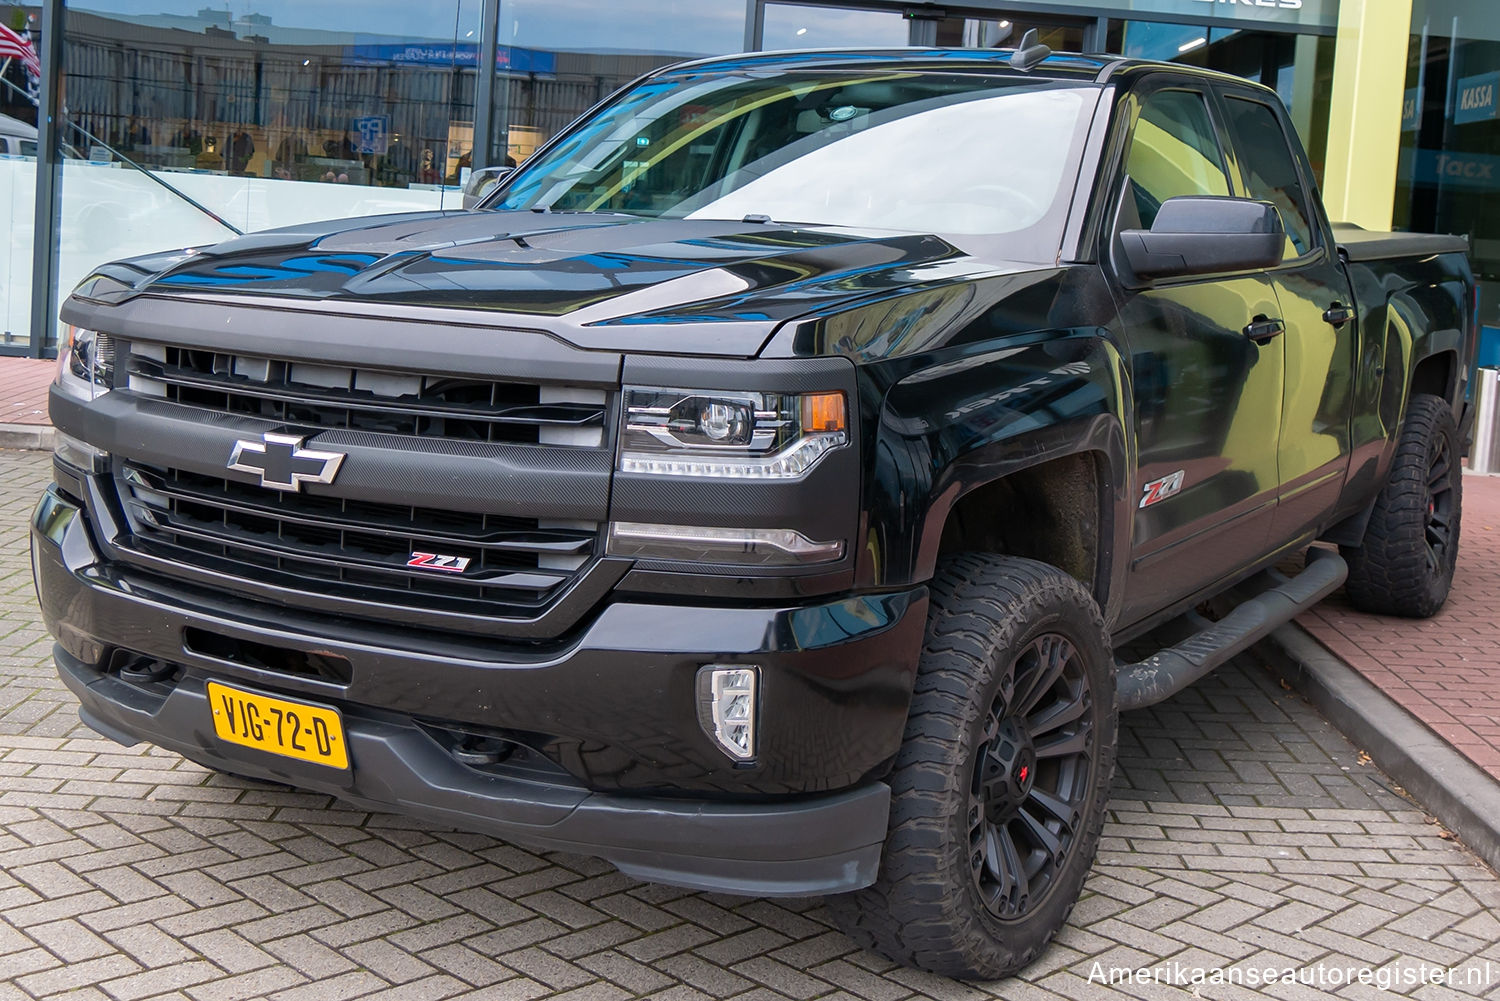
[1244,317,1285,343]
[1323,303,1354,327]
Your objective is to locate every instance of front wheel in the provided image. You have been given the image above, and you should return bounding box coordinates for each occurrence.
[830,554,1116,980]
[1342,393,1462,618]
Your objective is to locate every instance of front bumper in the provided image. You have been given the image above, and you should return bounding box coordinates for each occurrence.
[33,482,927,896]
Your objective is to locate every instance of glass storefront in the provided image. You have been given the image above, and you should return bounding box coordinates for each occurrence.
[1115,19,1335,182]
[761,4,910,50]
[933,12,1088,53]
[48,0,491,334]
[1397,1,1500,343]
[64,2,485,197]
[3,0,1355,354]
[490,0,747,165]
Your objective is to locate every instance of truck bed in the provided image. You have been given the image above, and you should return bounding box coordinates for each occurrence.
[1333,224,1469,262]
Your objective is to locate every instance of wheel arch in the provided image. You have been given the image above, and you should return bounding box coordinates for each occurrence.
[1411,347,1459,413]
[903,404,1131,624]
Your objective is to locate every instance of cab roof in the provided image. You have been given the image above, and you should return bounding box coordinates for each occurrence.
[655,47,1247,89]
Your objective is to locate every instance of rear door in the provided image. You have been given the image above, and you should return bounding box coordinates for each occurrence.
[1105,79,1286,622]
[1213,85,1355,545]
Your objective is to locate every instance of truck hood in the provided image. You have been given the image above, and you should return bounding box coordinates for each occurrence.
[109,210,1032,356]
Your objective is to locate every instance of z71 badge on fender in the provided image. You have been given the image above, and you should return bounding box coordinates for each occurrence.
[1140,470,1186,509]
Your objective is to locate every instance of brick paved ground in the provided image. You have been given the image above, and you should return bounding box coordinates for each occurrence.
[0,357,53,427]
[4,447,1499,1000]
[1299,472,1500,781]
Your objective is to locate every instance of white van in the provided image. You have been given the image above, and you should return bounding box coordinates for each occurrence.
[0,113,36,157]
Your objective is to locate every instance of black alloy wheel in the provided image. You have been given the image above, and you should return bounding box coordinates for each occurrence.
[1343,393,1462,618]
[968,633,1093,920]
[1423,426,1456,574]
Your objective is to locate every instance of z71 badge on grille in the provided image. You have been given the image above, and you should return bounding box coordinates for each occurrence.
[407,552,472,573]
[227,432,345,493]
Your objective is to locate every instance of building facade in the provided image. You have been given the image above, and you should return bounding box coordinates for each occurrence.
[0,0,1494,356]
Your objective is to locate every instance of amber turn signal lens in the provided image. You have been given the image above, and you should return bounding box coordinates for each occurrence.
[801,392,846,433]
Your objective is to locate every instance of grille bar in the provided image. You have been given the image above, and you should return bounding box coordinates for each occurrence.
[117,463,599,619]
[126,345,608,447]
[133,362,606,428]
[123,466,592,558]
[128,506,570,592]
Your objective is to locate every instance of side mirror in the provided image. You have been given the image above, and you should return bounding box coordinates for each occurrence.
[1120,196,1285,282]
[462,165,514,209]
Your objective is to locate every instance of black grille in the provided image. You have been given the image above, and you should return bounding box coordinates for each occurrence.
[115,464,599,618]
[125,345,607,446]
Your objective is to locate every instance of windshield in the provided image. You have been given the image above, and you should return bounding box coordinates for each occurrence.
[491,70,1097,246]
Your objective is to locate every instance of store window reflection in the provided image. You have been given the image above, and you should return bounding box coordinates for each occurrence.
[49,0,486,337]
[1398,3,1500,349]
[1118,20,1334,184]
[489,0,746,165]
[932,14,1084,53]
[760,4,907,51]
[63,1,484,205]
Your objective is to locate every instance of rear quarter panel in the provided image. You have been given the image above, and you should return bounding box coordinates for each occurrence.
[1340,250,1475,516]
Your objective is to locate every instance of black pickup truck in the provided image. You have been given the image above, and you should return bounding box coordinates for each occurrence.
[33,45,1476,979]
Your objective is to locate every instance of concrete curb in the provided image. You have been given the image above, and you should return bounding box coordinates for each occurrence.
[0,423,54,451]
[1258,623,1500,873]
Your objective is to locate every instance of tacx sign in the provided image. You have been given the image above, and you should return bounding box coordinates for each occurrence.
[1399,149,1500,190]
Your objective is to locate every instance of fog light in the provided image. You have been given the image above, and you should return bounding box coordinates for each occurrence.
[698,666,759,762]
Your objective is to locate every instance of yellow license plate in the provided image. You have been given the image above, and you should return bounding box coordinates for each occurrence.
[207,682,349,770]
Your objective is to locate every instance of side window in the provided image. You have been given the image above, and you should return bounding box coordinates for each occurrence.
[1122,90,1230,230]
[1223,95,1316,257]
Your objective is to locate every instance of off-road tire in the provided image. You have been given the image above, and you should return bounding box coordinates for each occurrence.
[829,554,1116,980]
[1342,394,1461,618]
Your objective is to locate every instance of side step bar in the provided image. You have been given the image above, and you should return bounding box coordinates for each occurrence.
[1114,548,1348,711]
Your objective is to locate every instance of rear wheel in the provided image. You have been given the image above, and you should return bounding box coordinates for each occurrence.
[830,555,1116,980]
[1342,393,1461,618]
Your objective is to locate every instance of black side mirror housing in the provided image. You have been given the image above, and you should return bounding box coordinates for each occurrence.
[462,165,515,210]
[1119,196,1286,283]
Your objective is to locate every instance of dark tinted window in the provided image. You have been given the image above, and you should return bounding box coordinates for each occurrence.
[1123,90,1230,230]
[1224,95,1316,257]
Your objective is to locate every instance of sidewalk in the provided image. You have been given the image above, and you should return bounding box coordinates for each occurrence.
[1297,472,1500,782]
[0,354,55,449]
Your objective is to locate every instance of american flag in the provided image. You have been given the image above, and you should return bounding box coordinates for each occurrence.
[0,23,40,78]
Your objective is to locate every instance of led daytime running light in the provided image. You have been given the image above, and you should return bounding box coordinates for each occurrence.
[620,431,844,478]
[609,521,844,562]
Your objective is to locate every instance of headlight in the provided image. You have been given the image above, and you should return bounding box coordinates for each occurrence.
[55,325,115,401]
[620,387,847,478]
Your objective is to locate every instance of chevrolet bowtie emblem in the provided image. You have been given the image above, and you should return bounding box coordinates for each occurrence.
[227,432,345,493]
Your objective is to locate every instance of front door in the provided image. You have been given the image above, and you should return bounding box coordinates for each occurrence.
[1105,83,1287,624]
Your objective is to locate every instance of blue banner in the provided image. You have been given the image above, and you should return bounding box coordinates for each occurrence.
[345,41,555,75]
[1455,71,1500,125]
[1402,87,1422,132]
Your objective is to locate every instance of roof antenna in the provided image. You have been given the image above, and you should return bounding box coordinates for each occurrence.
[1009,28,1051,72]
